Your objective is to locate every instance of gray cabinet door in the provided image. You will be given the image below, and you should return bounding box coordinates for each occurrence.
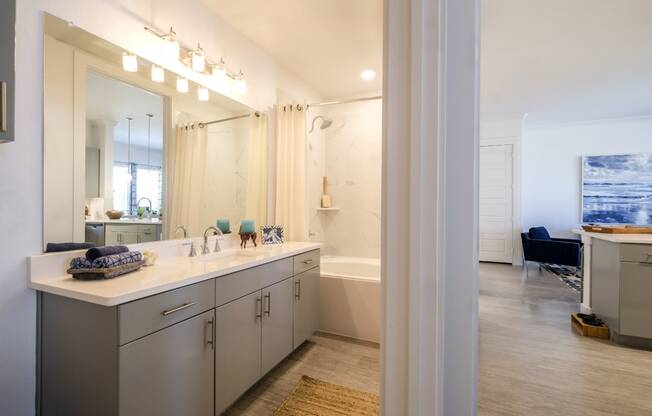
[293,266,320,349]
[262,277,294,375]
[119,310,215,416]
[620,262,652,338]
[215,291,262,414]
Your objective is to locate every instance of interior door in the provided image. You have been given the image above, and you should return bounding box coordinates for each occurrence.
[479,145,514,263]
[215,290,262,414]
[261,277,294,375]
[293,267,320,349]
[119,310,215,416]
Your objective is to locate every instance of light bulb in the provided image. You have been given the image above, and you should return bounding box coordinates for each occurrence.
[151,65,165,83]
[197,87,209,101]
[163,38,180,61]
[122,53,138,72]
[212,65,227,88]
[360,69,376,80]
[191,45,205,72]
[176,77,189,93]
[235,78,246,94]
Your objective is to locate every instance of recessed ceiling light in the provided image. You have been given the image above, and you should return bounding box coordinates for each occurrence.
[360,69,376,81]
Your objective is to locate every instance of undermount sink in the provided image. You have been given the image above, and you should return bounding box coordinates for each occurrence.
[192,250,264,263]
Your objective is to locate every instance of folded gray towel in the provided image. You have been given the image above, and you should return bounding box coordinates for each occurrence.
[70,251,143,270]
[85,245,129,261]
[46,242,96,253]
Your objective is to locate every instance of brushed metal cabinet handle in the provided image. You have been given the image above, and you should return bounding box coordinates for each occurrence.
[161,301,197,316]
[302,259,313,265]
[1,81,6,132]
[256,297,262,319]
[295,279,301,300]
[206,318,215,350]
[264,292,271,316]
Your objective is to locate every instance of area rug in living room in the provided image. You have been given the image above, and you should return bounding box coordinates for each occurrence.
[542,264,582,293]
[274,375,379,416]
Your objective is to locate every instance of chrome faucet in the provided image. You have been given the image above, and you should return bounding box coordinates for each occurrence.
[175,225,189,238]
[137,197,153,219]
[182,241,198,257]
[202,226,221,255]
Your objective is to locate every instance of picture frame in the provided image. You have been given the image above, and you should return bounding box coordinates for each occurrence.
[261,225,284,245]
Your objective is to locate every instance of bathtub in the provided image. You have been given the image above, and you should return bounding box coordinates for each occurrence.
[319,256,381,343]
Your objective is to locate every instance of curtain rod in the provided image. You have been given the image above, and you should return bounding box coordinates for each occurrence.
[308,95,382,108]
[198,111,260,128]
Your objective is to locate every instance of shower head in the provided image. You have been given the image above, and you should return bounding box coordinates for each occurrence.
[308,115,333,133]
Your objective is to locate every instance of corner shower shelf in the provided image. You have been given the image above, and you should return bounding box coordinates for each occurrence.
[316,207,341,212]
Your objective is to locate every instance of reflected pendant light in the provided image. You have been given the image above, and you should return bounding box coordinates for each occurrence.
[126,117,133,182]
[122,53,138,72]
[146,114,153,168]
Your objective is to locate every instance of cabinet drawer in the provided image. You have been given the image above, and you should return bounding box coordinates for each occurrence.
[105,224,138,234]
[119,279,215,345]
[620,244,652,263]
[215,258,293,307]
[138,224,158,234]
[294,249,320,275]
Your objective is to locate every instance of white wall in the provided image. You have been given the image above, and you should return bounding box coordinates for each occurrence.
[1,1,320,414]
[307,98,382,258]
[522,116,652,238]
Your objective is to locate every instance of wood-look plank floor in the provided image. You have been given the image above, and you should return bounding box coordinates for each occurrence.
[224,332,380,415]
[479,263,652,416]
[225,263,652,415]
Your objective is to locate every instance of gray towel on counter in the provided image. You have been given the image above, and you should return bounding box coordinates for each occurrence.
[85,245,129,261]
[70,251,143,270]
[46,242,96,253]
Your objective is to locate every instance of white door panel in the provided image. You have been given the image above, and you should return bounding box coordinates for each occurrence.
[480,145,513,263]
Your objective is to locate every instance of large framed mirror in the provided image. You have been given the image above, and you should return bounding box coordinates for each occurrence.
[43,14,267,251]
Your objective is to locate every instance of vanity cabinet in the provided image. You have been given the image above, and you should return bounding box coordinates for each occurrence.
[119,310,215,416]
[39,250,320,416]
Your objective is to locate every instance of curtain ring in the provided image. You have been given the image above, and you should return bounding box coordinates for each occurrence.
[296,104,303,111]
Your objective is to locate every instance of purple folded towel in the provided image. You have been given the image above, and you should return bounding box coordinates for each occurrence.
[86,245,129,262]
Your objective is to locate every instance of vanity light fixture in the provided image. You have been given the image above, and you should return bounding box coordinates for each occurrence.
[190,44,205,72]
[360,69,376,81]
[151,65,165,83]
[145,26,180,61]
[235,70,247,94]
[176,76,189,93]
[212,61,227,86]
[122,52,138,72]
[198,86,209,101]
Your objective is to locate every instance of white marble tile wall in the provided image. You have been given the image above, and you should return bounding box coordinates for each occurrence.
[307,99,382,258]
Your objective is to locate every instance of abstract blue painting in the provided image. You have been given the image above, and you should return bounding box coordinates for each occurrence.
[583,153,652,225]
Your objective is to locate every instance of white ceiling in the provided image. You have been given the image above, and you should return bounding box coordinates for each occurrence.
[200,0,383,100]
[86,71,165,149]
[481,0,652,126]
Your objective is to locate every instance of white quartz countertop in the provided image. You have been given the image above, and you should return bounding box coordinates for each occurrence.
[28,241,320,306]
[573,229,652,244]
[86,218,163,225]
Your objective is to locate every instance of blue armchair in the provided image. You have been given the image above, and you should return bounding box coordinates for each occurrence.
[521,227,582,270]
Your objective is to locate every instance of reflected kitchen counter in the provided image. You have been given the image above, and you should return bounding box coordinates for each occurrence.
[86,218,164,225]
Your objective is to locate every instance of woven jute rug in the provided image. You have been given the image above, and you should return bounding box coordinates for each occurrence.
[274,375,379,416]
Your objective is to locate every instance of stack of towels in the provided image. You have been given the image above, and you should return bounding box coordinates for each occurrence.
[70,246,143,270]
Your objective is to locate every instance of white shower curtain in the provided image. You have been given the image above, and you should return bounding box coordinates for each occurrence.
[275,104,308,241]
[167,123,208,237]
[245,113,268,232]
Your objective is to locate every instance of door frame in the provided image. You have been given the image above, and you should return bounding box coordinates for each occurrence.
[382,0,480,415]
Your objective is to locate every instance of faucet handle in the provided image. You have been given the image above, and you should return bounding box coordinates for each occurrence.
[182,241,198,257]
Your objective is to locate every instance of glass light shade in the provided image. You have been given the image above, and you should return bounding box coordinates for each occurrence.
[360,69,376,80]
[163,38,180,61]
[197,87,209,101]
[122,53,138,72]
[176,77,189,93]
[151,65,165,83]
[235,77,247,94]
[212,65,227,87]
[192,52,205,72]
